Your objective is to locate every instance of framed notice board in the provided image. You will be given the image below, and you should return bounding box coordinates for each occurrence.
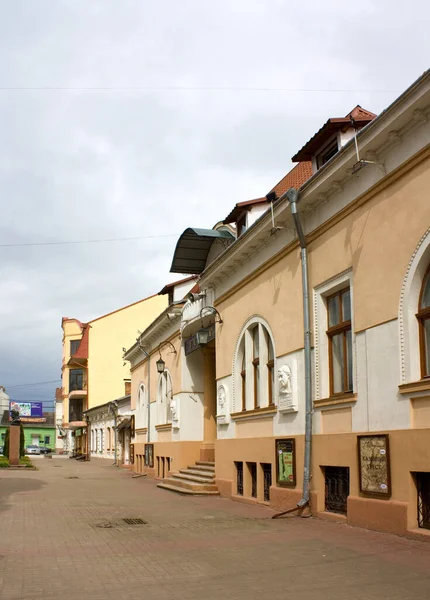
[276,438,296,487]
[358,434,391,497]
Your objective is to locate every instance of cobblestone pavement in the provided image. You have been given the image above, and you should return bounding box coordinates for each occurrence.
[1,457,430,600]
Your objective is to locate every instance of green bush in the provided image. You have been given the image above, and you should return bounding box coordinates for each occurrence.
[0,457,9,468]
[3,429,9,458]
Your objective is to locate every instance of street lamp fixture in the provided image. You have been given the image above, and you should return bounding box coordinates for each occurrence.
[156,357,166,374]
[196,328,210,346]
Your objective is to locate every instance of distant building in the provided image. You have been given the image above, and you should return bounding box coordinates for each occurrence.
[57,293,167,455]
[0,386,56,451]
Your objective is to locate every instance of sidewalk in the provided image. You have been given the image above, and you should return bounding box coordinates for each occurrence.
[1,456,430,599]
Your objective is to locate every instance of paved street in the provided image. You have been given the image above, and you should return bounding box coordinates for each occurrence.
[1,458,430,600]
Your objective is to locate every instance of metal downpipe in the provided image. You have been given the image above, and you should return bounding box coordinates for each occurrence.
[286,187,313,509]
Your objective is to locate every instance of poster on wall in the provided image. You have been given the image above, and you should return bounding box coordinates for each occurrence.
[145,443,154,468]
[276,438,296,487]
[358,434,391,497]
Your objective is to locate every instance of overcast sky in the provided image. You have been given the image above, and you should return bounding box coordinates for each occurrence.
[0,0,428,404]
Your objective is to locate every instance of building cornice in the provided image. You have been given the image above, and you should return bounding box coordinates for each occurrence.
[200,73,430,293]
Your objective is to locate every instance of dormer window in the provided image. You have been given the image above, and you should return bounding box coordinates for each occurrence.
[236,213,247,237]
[316,138,339,169]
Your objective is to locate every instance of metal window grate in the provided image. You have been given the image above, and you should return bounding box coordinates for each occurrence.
[416,472,430,530]
[262,463,272,502]
[324,466,349,515]
[122,518,147,525]
[235,461,243,496]
[248,462,257,498]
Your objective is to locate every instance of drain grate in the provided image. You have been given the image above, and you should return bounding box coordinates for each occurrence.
[67,476,79,479]
[122,518,147,525]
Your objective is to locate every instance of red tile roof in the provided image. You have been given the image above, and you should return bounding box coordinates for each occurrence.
[270,162,313,198]
[292,105,376,162]
[72,324,89,360]
[158,276,197,295]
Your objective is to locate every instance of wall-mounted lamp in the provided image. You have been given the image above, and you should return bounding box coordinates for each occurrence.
[196,328,210,346]
[200,306,223,326]
[156,340,177,374]
[156,356,165,374]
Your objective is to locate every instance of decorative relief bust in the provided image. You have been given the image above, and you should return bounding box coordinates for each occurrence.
[217,385,227,414]
[170,399,178,422]
[278,364,296,411]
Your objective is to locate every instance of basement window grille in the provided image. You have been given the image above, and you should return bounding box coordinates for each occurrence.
[235,461,243,496]
[416,472,430,530]
[262,463,272,502]
[248,462,257,498]
[324,466,349,515]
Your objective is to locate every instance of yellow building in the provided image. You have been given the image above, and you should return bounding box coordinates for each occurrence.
[128,71,430,538]
[59,293,167,454]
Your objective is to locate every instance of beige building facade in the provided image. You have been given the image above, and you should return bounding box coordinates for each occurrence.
[128,71,430,537]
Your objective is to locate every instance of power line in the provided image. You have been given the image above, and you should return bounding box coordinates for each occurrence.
[5,380,61,389]
[0,85,400,93]
[0,232,180,248]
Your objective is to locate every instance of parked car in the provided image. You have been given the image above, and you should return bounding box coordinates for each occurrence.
[39,447,52,454]
[0,446,3,455]
[25,445,41,455]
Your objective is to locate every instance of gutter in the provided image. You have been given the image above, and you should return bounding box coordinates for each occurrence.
[287,187,313,510]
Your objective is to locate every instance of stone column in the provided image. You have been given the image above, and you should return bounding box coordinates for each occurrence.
[9,425,20,466]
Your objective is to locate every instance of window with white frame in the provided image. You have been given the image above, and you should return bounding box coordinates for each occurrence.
[157,371,173,424]
[314,270,355,400]
[138,383,145,410]
[235,319,275,412]
[418,266,430,378]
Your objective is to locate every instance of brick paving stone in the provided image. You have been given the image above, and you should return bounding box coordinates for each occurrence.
[0,456,430,599]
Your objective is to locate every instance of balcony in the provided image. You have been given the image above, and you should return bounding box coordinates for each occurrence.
[68,398,86,430]
[68,369,87,398]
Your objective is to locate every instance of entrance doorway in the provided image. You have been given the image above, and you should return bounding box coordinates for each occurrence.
[202,342,216,462]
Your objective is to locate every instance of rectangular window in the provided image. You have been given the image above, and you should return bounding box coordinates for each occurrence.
[247,462,257,498]
[262,463,272,502]
[235,461,244,496]
[327,289,353,395]
[69,369,84,391]
[324,466,350,515]
[70,340,80,356]
[316,138,339,169]
[416,472,430,530]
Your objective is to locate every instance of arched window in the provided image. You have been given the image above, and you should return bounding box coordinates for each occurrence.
[418,267,430,378]
[91,429,94,452]
[157,371,173,424]
[100,429,104,452]
[106,427,111,451]
[235,319,275,412]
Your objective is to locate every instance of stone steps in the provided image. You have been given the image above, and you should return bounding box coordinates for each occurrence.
[157,460,219,496]
[157,483,219,496]
[175,472,215,484]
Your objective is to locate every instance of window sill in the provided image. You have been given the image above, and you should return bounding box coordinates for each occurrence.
[314,393,357,408]
[231,406,277,421]
[155,423,172,432]
[398,379,430,394]
[135,427,148,434]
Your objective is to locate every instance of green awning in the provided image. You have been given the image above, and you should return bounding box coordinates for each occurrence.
[170,228,235,274]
